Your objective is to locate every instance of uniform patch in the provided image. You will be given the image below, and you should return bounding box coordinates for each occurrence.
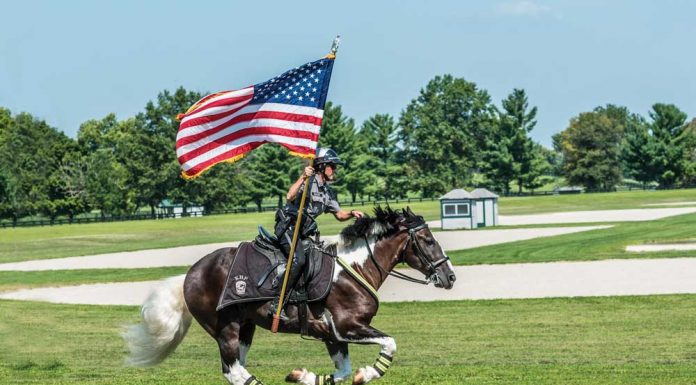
[234,275,249,295]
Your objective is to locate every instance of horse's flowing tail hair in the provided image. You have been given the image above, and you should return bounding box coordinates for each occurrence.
[122,275,192,367]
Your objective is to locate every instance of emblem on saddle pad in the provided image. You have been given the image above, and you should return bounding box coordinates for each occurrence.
[234,275,249,295]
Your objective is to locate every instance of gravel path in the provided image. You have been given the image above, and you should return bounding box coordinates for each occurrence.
[626,243,696,252]
[498,207,696,226]
[426,207,696,228]
[2,206,694,305]
[0,226,608,271]
[4,257,696,305]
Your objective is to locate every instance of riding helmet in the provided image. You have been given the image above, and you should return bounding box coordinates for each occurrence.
[313,147,344,167]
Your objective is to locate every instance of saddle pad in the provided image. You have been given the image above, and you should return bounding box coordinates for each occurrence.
[217,242,335,310]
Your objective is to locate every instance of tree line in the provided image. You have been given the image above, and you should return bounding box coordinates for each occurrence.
[1,74,695,224]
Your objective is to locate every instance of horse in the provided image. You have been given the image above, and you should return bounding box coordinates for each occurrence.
[123,207,456,385]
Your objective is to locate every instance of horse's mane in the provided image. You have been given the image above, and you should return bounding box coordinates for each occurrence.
[338,206,425,247]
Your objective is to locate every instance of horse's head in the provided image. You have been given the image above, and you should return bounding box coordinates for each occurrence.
[382,206,456,290]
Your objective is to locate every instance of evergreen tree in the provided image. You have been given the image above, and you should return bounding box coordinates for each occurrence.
[319,102,371,202]
[648,103,689,187]
[359,114,403,199]
[620,117,656,187]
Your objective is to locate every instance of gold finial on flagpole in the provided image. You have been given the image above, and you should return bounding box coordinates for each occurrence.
[326,35,340,59]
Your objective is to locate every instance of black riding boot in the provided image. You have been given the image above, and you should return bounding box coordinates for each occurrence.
[268,260,303,321]
[268,231,306,321]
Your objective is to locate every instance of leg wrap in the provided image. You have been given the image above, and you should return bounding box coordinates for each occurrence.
[244,376,263,385]
[315,374,335,385]
[372,353,393,376]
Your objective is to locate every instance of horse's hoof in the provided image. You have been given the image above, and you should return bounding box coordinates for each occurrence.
[352,370,365,385]
[285,368,306,383]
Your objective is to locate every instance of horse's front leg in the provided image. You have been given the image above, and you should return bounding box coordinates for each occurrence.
[286,341,352,385]
[343,326,395,385]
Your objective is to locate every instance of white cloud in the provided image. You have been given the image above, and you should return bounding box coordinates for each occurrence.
[496,1,553,17]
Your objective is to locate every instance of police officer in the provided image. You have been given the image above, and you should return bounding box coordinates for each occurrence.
[270,148,364,319]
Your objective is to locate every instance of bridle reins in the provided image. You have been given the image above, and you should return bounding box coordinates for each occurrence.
[363,222,450,286]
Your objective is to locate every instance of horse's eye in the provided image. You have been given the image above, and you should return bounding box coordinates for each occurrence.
[426,238,435,246]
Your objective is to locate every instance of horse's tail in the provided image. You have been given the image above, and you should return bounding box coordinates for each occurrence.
[122,274,192,367]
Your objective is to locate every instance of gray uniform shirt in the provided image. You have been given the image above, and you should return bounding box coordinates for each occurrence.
[291,176,341,218]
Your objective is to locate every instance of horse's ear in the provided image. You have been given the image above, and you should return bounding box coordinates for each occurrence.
[406,206,415,216]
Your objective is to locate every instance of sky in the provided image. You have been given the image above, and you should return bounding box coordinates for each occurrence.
[1,0,694,147]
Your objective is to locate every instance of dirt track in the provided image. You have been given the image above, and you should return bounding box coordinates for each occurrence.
[3,257,696,305]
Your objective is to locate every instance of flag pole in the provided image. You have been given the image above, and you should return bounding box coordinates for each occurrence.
[271,36,340,333]
[271,164,311,333]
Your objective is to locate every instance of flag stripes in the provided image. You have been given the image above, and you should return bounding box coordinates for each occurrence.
[175,57,334,179]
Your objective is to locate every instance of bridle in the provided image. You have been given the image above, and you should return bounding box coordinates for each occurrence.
[363,222,450,286]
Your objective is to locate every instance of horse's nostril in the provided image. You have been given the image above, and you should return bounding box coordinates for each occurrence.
[449,274,456,283]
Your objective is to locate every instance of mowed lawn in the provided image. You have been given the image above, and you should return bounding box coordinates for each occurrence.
[448,212,696,265]
[1,295,695,385]
[1,189,695,263]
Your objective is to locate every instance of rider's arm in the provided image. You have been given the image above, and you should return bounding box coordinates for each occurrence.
[334,210,364,221]
[286,167,315,202]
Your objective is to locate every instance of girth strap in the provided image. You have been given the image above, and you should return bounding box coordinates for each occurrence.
[335,256,379,302]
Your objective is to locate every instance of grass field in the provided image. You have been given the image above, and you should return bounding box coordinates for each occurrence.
[1,189,694,264]
[1,295,695,384]
[448,212,696,265]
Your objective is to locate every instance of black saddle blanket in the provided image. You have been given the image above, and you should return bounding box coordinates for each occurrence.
[217,241,335,310]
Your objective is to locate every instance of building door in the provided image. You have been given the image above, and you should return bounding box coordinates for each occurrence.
[476,201,485,227]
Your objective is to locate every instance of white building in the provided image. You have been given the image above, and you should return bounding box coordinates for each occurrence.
[440,188,499,230]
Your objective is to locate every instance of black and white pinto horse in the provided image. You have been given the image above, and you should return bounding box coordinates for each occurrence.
[123,207,456,385]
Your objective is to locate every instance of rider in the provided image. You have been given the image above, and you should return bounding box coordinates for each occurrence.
[269,148,365,319]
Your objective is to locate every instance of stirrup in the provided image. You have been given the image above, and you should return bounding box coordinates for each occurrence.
[268,299,289,321]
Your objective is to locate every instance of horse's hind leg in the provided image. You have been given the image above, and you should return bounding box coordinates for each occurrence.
[217,320,264,385]
[238,322,256,366]
[286,341,352,385]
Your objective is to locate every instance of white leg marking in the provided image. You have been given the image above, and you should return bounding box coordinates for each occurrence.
[224,360,251,385]
[358,366,382,383]
[239,342,250,366]
[355,337,396,383]
[296,368,316,385]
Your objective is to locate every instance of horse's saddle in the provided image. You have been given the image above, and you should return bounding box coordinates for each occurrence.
[216,228,336,311]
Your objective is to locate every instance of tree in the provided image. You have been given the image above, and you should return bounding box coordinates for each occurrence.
[480,88,539,194]
[648,103,689,187]
[620,117,656,187]
[557,106,627,190]
[319,102,372,202]
[247,144,300,210]
[521,143,552,191]
[359,114,405,199]
[139,87,204,214]
[0,108,79,221]
[77,114,138,216]
[399,75,497,197]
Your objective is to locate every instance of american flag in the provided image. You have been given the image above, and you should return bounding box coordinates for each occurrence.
[175,57,334,179]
